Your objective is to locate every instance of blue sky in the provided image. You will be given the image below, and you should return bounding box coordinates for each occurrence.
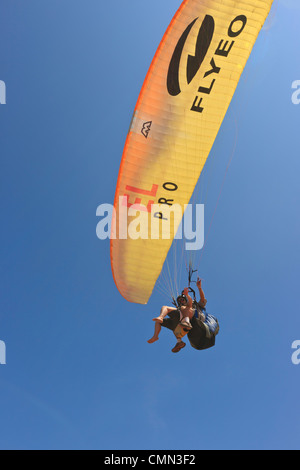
[0,0,299,450]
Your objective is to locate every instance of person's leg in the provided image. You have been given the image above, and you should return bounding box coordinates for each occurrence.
[147,321,162,344]
[152,306,174,323]
[171,324,187,352]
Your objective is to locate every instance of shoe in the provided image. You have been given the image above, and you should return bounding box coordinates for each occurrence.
[180,321,192,330]
[171,341,186,353]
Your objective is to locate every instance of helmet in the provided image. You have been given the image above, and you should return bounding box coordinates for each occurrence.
[177,295,188,306]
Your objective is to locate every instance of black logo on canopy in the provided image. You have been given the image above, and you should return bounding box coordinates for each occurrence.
[167,15,215,97]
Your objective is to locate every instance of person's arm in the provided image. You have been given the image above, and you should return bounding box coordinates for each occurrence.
[196,278,207,307]
[183,288,193,308]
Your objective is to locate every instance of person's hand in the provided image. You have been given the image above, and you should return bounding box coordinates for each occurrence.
[196,277,202,289]
[183,287,189,296]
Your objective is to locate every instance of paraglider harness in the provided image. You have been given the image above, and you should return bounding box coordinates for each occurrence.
[171,267,198,310]
[171,269,219,348]
[172,287,199,341]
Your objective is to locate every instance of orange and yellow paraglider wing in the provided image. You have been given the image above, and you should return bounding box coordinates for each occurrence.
[110,0,274,304]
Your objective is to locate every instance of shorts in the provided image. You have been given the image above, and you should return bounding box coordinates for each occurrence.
[162,310,181,332]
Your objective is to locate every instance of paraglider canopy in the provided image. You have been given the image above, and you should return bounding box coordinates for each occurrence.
[110,0,274,304]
